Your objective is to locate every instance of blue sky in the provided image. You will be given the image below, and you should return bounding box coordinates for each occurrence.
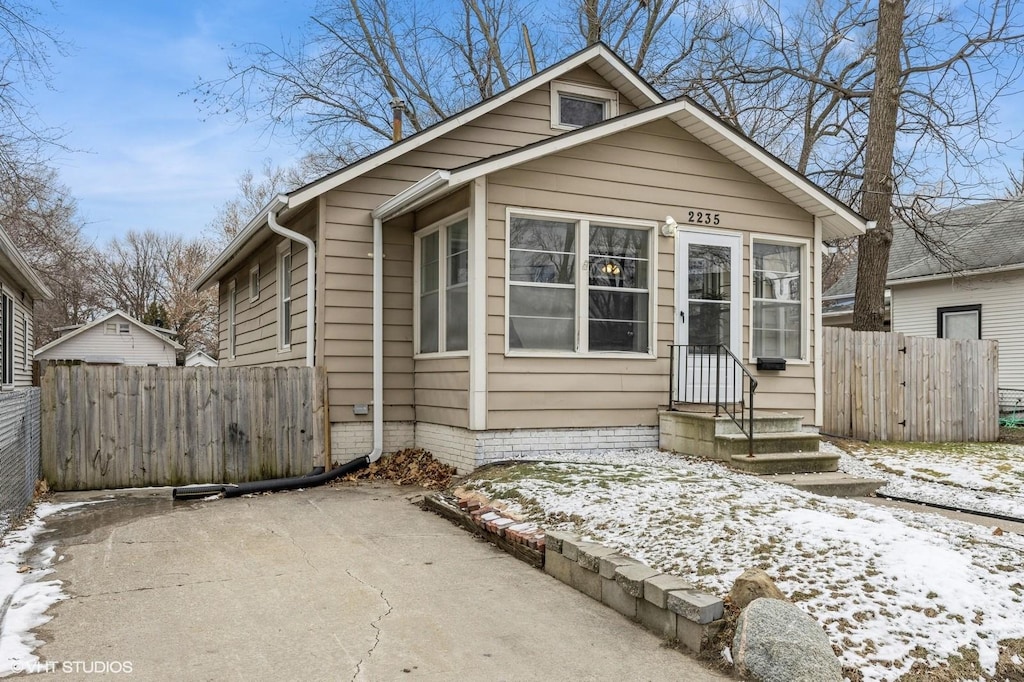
[32,1,310,244]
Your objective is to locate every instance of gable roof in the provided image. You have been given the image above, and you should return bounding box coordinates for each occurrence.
[377,97,867,239]
[196,43,662,291]
[33,309,184,358]
[825,196,1024,297]
[0,224,53,301]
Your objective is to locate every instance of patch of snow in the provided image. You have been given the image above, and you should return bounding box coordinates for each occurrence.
[0,502,95,677]
[829,441,1024,518]
[468,448,1024,681]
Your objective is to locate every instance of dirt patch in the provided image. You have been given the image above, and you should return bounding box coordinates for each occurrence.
[998,426,1024,445]
[336,448,456,489]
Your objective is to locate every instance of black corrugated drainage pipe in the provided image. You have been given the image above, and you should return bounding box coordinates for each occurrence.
[171,455,369,501]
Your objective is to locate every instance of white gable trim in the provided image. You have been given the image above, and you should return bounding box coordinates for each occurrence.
[0,224,53,301]
[33,310,184,358]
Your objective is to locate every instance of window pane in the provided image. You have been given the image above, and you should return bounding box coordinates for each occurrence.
[510,250,575,284]
[688,245,731,301]
[510,217,575,252]
[688,301,731,347]
[753,243,801,301]
[421,232,439,292]
[508,285,575,351]
[753,301,801,357]
[943,311,978,339]
[447,220,468,286]
[420,291,439,353]
[446,285,468,351]
[509,317,575,350]
[589,291,648,352]
[282,254,292,291]
[282,300,291,346]
[589,225,648,289]
[559,95,604,127]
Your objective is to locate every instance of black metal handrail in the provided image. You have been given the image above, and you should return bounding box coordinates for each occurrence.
[668,344,758,457]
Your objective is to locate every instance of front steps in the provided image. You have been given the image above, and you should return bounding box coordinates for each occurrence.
[659,409,839,475]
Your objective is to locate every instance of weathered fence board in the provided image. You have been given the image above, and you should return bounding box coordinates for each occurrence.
[823,328,998,442]
[40,364,327,491]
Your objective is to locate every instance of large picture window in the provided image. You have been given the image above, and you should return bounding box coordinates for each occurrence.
[507,212,652,354]
[752,239,805,360]
[416,215,468,354]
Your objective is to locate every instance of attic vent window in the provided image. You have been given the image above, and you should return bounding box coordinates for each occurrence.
[551,81,618,130]
[105,322,130,335]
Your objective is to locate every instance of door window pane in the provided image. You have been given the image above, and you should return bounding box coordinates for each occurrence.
[689,245,731,301]
[689,301,731,347]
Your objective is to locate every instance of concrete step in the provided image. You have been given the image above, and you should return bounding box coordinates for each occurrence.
[713,413,806,436]
[715,431,820,457]
[760,472,886,498]
[728,451,839,475]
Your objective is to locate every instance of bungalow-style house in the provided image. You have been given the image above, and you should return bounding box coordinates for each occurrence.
[824,198,1024,391]
[185,350,218,367]
[34,310,183,367]
[0,225,53,389]
[196,43,867,472]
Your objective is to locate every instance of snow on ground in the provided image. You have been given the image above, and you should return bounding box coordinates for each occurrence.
[468,449,1024,681]
[831,440,1024,518]
[0,502,93,677]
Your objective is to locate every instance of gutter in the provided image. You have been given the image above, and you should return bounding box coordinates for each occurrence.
[267,195,316,369]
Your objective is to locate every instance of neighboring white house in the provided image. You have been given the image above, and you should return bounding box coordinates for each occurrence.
[826,198,1024,390]
[184,350,218,367]
[0,225,53,389]
[34,310,183,367]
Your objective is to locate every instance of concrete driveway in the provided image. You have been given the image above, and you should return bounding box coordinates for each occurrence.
[33,483,727,681]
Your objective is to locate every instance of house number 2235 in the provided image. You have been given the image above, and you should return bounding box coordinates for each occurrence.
[687,210,720,225]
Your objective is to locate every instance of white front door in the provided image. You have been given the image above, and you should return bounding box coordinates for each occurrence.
[676,230,743,403]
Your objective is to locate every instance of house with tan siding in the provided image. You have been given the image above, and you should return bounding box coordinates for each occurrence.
[34,310,183,367]
[196,43,867,472]
[0,225,52,389]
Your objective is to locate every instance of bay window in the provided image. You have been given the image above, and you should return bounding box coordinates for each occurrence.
[416,214,468,354]
[752,239,806,360]
[507,211,653,354]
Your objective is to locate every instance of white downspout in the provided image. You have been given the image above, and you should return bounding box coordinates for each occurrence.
[369,216,384,462]
[268,196,316,368]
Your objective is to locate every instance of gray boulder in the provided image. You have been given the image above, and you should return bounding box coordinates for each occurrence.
[730,567,787,609]
[732,598,841,682]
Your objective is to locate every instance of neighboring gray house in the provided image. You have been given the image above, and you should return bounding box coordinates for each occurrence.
[34,310,183,367]
[0,225,52,389]
[824,197,1024,389]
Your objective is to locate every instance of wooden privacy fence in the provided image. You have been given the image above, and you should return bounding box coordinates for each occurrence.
[40,364,327,491]
[823,327,999,442]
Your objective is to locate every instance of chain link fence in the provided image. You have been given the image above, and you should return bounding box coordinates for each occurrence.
[0,389,42,534]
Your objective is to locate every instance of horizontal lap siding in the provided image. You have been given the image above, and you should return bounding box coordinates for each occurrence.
[220,206,314,367]
[891,273,1024,390]
[320,65,628,426]
[485,120,818,428]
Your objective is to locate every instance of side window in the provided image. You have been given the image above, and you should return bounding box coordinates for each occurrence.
[752,240,806,360]
[415,215,469,354]
[937,305,981,339]
[550,81,618,130]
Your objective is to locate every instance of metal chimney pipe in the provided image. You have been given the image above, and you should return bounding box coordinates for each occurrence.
[391,97,405,142]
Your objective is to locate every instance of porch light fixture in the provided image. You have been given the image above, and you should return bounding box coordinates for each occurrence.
[661,215,678,237]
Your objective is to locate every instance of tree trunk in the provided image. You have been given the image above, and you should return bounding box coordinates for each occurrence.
[852,0,904,331]
[583,0,601,44]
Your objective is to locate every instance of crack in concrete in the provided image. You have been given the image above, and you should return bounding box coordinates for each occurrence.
[345,569,393,682]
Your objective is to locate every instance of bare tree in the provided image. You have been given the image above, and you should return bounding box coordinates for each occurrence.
[162,239,218,354]
[97,230,172,322]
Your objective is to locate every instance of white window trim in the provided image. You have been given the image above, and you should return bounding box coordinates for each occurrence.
[227,279,237,361]
[504,207,657,359]
[21,309,28,370]
[748,233,811,364]
[0,291,12,386]
[278,242,292,352]
[249,264,260,303]
[550,80,619,131]
[413,209,471,359]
